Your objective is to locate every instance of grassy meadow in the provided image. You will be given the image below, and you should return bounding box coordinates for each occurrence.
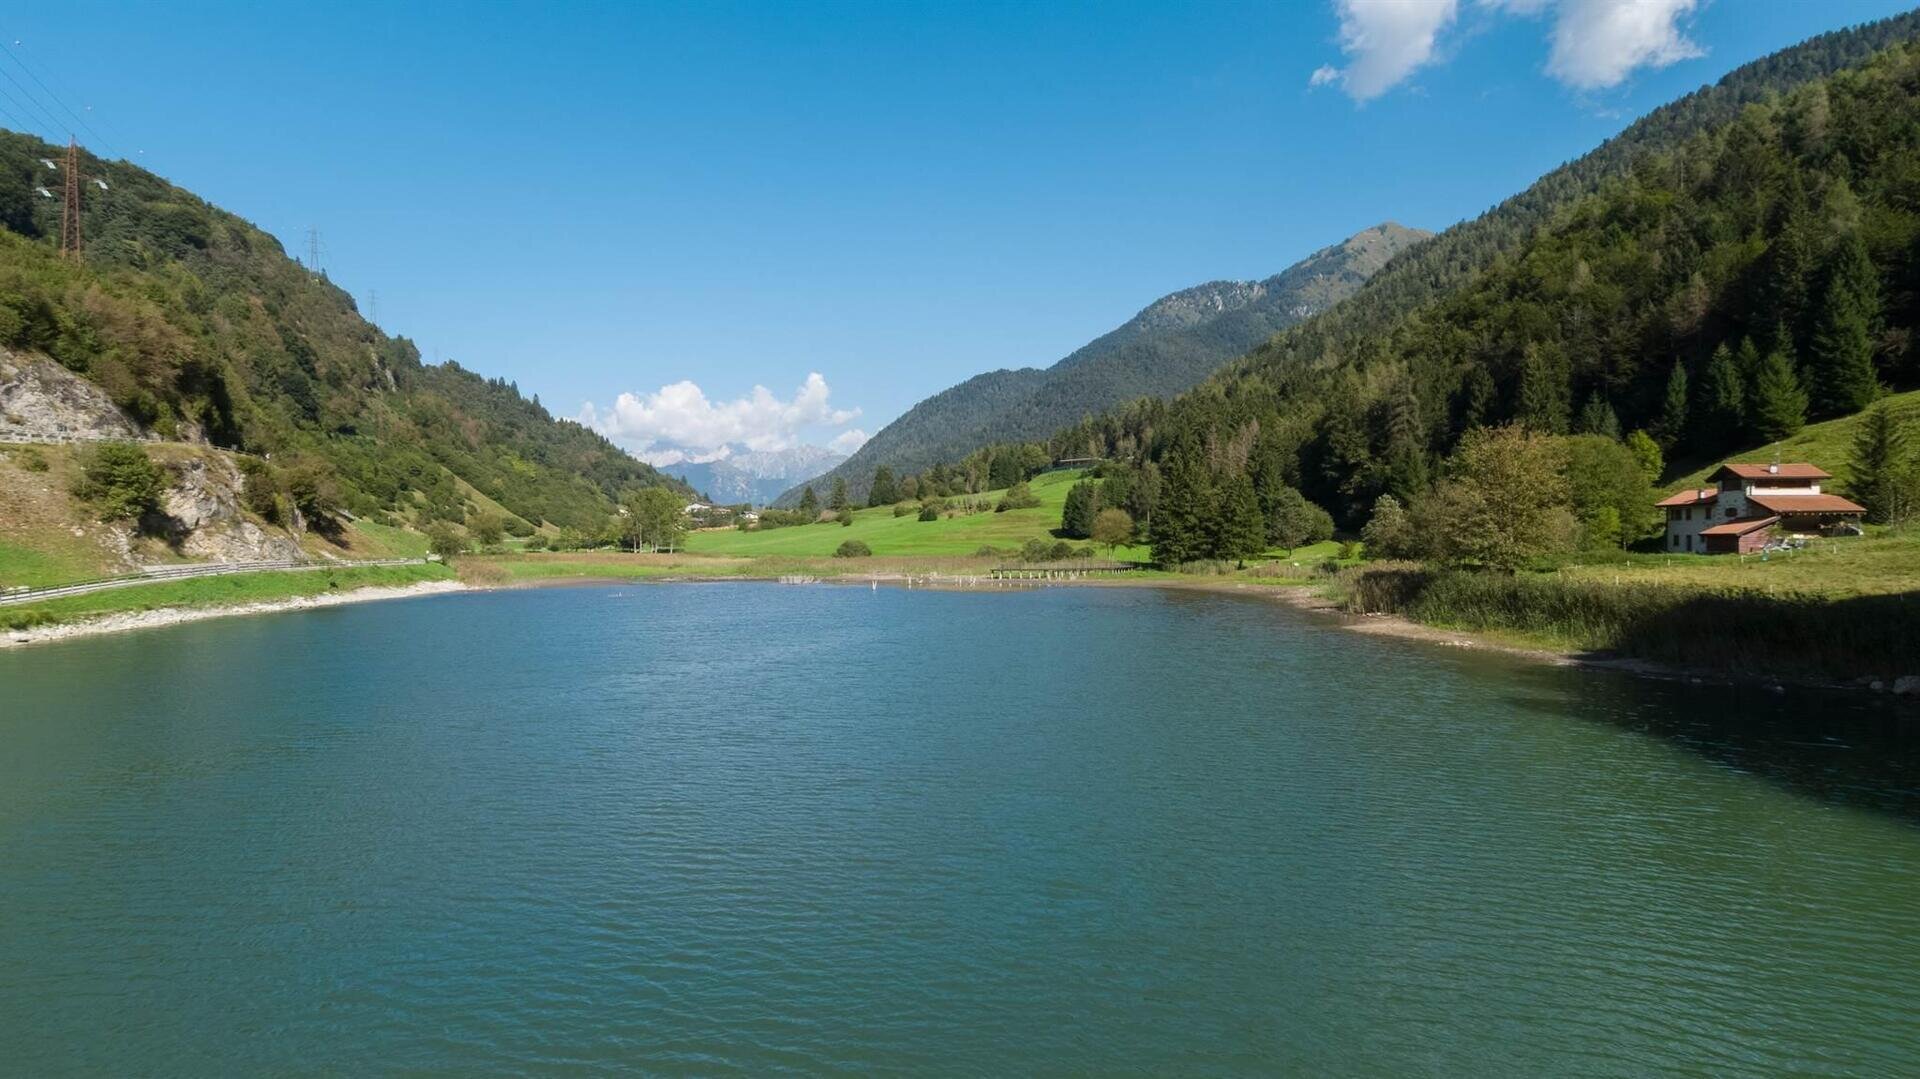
[683,470,1155,560]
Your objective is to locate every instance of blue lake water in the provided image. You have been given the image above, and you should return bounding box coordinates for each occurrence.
[2,583,1917,1075]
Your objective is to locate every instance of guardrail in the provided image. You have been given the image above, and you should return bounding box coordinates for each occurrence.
[0,558,429,607]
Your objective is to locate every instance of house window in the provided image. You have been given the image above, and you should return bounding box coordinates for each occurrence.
[1726,507,1737,518]
[1686,534,1694,552]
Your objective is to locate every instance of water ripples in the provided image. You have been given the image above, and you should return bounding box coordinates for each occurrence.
[1,583,1916,1075]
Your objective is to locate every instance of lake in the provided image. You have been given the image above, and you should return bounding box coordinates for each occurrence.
[2,583,1917,1075]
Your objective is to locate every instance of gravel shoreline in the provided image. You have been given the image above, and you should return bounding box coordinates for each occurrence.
[1,579,468,649]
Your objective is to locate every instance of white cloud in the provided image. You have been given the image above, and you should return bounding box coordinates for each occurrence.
[1311,0,1459,103]
[827,428,870,455]
[580,372,862,461]
[1312,0,1704,101]
[1545,0,1703,91]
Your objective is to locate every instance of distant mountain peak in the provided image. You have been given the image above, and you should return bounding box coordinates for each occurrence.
[784,221,1429,504]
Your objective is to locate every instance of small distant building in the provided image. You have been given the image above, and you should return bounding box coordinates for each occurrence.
[684,502,711,514]
[1657,462,1865,554]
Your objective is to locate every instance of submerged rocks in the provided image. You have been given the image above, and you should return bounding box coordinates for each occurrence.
[1893,676,1920,697]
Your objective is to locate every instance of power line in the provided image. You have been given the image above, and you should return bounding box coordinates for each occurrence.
[0,39,115,156]
[0,54,66,139]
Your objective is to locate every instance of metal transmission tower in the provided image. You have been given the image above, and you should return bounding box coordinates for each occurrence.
[305,225,324,275]
[59,138,81,259]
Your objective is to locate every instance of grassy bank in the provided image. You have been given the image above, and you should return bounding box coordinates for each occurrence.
[1,562,454,631]
[683,470,1155,560]
[1335,559,1920,684]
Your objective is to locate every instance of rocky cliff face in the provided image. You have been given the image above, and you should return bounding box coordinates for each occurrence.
[159,455,307,562]
[0,348,147,442]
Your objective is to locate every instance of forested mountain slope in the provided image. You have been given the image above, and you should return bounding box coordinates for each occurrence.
[900,12,1920,548]
[785,222,1428,504]
[0,132,689,532]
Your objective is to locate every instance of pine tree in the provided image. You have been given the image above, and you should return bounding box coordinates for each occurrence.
[1575,394,1621,440]
[1697,343,1746,448]
[867,467,898,507]
[1213,473,1267,564]
[1060,480,1101,538]
[1750,348,1808,441]
[1807,231,1882,416]
[1149,442,1213,567]
[1517,341,1571,434]
[798,486,819,515]
[1653,360,1689,451]
[829,476,850,513]
[1845,402,1910,524]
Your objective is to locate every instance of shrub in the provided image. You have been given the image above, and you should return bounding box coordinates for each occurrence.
[1020,538,1051,562]
[237,456,284,524]
[12,447,49,472]
[996,482,1041,512]
[834,539,872,558]
[893,502,914,517]
[73,442,165,521]
[836,509,855,527]
[523,534,548,551]
[425,521,466,561]
[918,504,940,522]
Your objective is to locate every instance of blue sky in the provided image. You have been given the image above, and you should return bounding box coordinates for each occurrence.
[8,1,1915,461]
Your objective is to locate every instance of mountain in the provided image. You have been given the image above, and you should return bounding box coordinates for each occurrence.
[784,222,1430,504]
[0,131,690,533]
[942,11,1920,534]
[667,445,846,506]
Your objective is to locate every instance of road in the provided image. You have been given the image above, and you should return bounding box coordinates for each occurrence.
[0,558,431,607]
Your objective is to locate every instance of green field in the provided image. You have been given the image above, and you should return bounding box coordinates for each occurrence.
[683,470,1152,559]
[1,563,453,631]
[1666,387,1920,491]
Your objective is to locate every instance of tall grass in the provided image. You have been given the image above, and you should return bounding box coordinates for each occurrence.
[1338,563,1920,682]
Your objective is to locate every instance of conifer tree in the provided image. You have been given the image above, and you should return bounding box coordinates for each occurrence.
[798,486,819,515]
[1808,231,1882,415]
[1654,360,1689,450]
[1750,348,1808,441]
[1060,481,1101,538]
[1698,344,1746,448]
[867,467,899,507]
[829,476,850,513]
[1846,402,1911,524]
[1575,394,1621,440]
[1213,473,1267,564]
[1518,342,1571,434]
[1148,442,1213,567]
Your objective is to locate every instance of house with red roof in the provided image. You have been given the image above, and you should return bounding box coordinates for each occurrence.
[1658,462,1865,554]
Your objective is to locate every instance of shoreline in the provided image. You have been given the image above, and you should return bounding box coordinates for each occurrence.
[5,567,1906,700]
[0,579,468,649]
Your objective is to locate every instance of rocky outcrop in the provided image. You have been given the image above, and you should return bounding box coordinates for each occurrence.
[0,348,147,442]
[159,455,307,563]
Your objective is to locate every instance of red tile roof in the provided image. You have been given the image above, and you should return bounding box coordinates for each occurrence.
[1655,488,1718,507]
[1748,492,1867,515]
[1711,462,1831,481]
[1701,516,1778,537]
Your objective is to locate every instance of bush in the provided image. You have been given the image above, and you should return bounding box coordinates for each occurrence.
[836,509,855,527]
[12,447,48,472]
[996,482,1041,512]
[1339,541,1360,561]
[834,539,872,558]
[237,456,284,524]
[918,503,940,522]
[73,442,165,522]
[425,521,466,562]
[523,534,548,551]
